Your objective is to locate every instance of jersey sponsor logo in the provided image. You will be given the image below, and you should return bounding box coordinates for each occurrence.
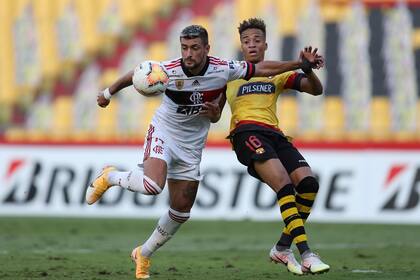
[238,82,275,96]
[175,80,184,90]
[176,105,202,115]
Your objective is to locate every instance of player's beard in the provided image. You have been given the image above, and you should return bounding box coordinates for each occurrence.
[184,57,206,73]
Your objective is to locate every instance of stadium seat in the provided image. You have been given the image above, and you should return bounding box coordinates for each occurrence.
[95,99,119,141]
[370,96,391,141]
[0,0,16,104]
[323,96,344,141]
[147,42,168,61]
[34,0,59,78]
[412,28,420,48]
[319,1,350,23]
[142,97,162,136]
[278,96,298,136]
[51,96,74,140]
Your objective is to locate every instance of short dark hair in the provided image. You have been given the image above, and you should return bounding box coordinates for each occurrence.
[180,25,208,45]
[238,18,266,37]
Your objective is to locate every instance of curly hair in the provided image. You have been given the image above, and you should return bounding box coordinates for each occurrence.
[238,18,266,37]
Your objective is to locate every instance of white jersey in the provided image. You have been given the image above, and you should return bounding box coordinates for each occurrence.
[149,56,255,162]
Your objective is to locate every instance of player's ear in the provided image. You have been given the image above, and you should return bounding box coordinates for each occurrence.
[264,42,268,51]
[205,44,210,54]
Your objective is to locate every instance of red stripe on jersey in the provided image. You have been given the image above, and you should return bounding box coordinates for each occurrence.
[209,61,227,66]
[209,57,227,65]
[284,72,299,89]
[164,58,181,66]
[165,63,181,70]
[235,120,282,132]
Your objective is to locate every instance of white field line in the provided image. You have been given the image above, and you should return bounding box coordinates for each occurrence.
[1,242,419,255]
[351,269,382,273]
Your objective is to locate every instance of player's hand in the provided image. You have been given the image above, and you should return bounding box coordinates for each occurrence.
[299,46,324,72]
[97,91,110,108]
[199,101,221,123]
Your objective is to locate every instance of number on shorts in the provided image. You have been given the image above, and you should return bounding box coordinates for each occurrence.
[245,135,262,151]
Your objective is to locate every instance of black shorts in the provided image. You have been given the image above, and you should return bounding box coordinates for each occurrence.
[231,128,310,180]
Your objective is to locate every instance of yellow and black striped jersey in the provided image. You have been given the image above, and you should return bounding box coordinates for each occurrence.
[226,71,303,132]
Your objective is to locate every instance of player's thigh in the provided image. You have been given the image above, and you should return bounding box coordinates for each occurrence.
[232,131,291,190]
[232,131,278,179]
[167,179,199,212]
[275,135,311,176]
[254,158,291,192]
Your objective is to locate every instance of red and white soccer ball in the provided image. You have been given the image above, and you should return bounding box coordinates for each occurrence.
[132,61,169,96]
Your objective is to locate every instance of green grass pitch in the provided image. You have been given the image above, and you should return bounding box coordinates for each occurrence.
[0,217,419,279]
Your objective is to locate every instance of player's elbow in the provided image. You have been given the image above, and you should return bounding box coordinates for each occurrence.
[313,85,323,96]
[310,84,323,96]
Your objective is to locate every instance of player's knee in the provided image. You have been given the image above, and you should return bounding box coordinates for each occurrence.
[143,175,163,195]
[296,176,319,194]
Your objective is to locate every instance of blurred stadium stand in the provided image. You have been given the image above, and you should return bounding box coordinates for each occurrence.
[1,0,420,144]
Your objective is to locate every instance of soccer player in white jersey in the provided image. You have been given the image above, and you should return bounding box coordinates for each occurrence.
[86,25,323,279]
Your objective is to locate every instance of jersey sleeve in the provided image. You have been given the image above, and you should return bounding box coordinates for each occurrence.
[276,71,306,92]
[227,60,255,82]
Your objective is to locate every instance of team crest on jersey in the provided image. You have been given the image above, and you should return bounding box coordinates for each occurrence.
[256,147,265,154]
[175,80,184,90]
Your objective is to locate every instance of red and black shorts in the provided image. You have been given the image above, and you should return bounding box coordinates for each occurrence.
[230,127,310,180]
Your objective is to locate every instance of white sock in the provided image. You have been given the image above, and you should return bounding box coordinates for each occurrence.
[108,167,162,195]
[141,208,190,257]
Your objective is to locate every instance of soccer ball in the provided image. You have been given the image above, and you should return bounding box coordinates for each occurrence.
[132,61,169,96]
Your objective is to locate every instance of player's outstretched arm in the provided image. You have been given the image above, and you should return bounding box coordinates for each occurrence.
[253,48,323,78]
[299,46,324,96]
[97,70,134,108]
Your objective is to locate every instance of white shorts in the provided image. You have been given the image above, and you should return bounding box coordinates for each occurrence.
[142,123,202,181]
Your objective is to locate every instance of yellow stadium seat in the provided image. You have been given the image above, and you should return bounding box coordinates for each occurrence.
[4,127,27,142]
[235,0,254,23]
[0,0,16,104]
[193,16,211,31]
[51,96,74,140]
[95,99,118,141]
[276,0,297,35]
[74,0,100,54]
[142,98,162,136]
[323,96,345,141]
[278,95,298,136]
[101,68,120,89]
[370,96,391,141]
[417,101,420,141]
[34,0,59,78]
[412,28,420,49]
[320,1,351,23]
[147,42,168,61]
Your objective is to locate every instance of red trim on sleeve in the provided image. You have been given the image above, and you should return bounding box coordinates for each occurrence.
[284,72,298,89]
[245,62,255,80]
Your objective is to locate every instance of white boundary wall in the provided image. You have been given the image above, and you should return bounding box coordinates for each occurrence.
[1,144,420,224]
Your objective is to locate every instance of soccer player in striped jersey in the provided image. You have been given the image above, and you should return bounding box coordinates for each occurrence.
[86,24,323,279]
[221,18,330,275]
